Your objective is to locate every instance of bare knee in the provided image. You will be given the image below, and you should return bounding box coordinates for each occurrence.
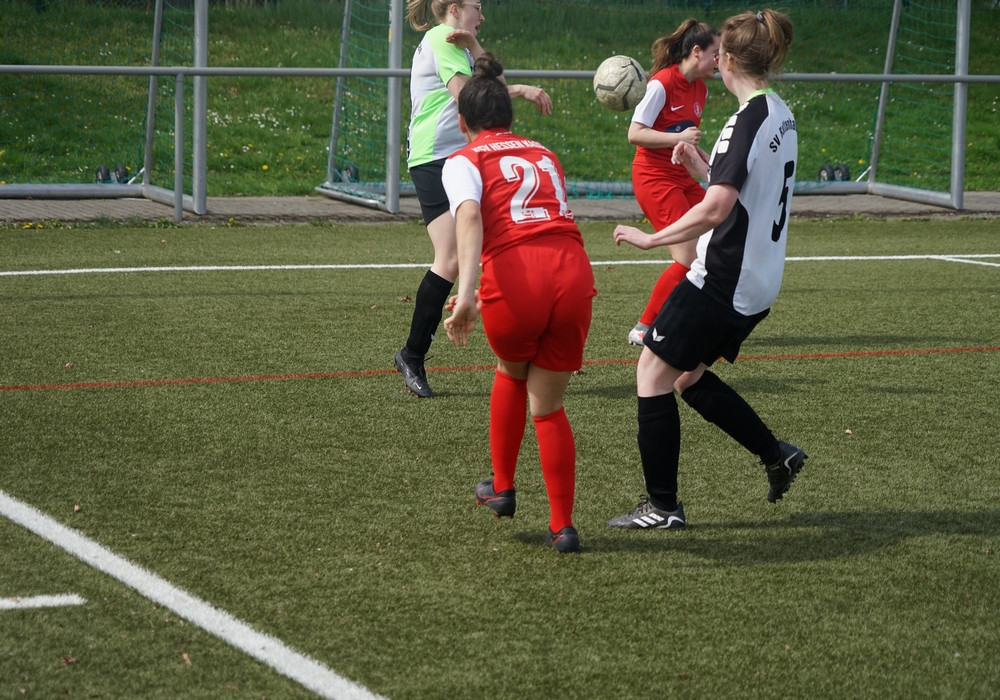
[674,365,708,395]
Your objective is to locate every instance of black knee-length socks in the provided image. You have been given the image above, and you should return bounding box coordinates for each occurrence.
[404,270,454,359]
[637,393,681,511]
[680,370,781,465]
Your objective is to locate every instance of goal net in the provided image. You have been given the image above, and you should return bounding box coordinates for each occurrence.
[1,0,194,197]
[318,0,971,212]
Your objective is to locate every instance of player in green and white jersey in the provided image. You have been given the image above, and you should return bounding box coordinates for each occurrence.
[394,0,553,398]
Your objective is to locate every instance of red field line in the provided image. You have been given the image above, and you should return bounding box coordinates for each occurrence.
[2,346,998,393]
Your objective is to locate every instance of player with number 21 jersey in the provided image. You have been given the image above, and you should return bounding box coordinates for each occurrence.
[442,127,595,370]
[442,86,596,551]
[442,129,583,265]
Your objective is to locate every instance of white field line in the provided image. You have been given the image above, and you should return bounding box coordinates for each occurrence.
[1,254,999,277]
[0,490,386,700]
[936,256,1000,268]
[0,594,86,610]
[0,263,429,276]
[784,254,1000,265]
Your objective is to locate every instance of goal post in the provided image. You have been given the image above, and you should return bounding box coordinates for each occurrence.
[0,0,208,214]
[861,0,971,209]
[1,0,991,215]
[315,0,407,214]
[314,0,980,213]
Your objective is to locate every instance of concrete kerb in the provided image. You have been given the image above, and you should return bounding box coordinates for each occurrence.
[2,192,1000,225]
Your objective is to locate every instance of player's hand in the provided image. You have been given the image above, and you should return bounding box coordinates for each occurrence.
[445,29,479,51]
[444,299,479,347]
[522,86,553,116]
[672,141,695,165]
[445,290,482,312]
[679,126,703,146]
[613,224,654,250]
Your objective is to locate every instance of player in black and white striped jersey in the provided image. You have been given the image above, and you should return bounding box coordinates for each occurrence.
[609,8,807,530]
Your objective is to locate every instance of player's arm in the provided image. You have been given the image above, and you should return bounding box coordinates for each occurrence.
[506,83,553,116]
[435,30,475,102]
[444,199,484,347]
[447,73,550,115]
[613,182,737,250]
[443,31,551,115]
[672,141,710,181]
[626,81,700,149]
[627,120,701,150]
[446,72,470,102]
[445,29,484,59]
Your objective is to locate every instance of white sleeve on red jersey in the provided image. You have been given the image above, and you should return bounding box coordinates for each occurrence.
[631,80,666,128]
[442,154,483,216]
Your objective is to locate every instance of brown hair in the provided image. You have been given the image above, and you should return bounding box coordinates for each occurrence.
[649,18,719,75]
[720,9,793,80]
[405,0,453,32]
[458,53,513,132]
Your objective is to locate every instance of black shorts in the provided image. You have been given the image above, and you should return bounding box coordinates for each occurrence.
[409,159,450,226]
[644,278,770,371]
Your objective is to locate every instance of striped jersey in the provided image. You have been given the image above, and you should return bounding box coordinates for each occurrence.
[688,89,798,316]
[407,24,474,169]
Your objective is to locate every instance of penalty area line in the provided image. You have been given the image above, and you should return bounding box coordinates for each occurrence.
[0,490,385,700]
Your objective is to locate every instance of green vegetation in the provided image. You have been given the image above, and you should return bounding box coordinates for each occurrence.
[1,1,998,194]
[1,218,999,697]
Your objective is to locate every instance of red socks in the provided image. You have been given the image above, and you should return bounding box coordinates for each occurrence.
[533,407,576,533]
[639,262,691,327]
[489,370,576,532]
[489,370,527,493]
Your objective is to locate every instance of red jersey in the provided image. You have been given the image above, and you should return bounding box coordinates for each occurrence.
[441,128,583,265]
[631,64,708,182]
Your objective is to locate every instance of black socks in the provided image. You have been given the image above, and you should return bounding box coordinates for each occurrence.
[637,393,680,511]
[404,270,454,359]
[680,370,779,463]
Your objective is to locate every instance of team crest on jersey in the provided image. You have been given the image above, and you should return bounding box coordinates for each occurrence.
[695,103,703,118]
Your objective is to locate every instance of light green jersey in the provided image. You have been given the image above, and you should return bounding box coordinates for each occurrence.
[407,24,474,169]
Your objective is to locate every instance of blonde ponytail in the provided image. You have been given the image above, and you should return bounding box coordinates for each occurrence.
[405,0,453,32]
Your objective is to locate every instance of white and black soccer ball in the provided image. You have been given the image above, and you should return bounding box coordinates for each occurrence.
[593,55,647,112]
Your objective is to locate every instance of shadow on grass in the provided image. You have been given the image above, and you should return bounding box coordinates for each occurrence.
[748,334,995,350]
[567,509,1000,564]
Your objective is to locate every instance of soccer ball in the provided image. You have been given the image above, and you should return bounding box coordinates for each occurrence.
[593,55,647,112]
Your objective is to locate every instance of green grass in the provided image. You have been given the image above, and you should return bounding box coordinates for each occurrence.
[1,217,999,698]
[1,0,999,193]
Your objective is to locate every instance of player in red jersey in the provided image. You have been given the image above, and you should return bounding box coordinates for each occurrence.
[442,54,596,553]
[626,19,720,346]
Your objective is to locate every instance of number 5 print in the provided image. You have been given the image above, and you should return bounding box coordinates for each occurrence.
[771,160,795,242]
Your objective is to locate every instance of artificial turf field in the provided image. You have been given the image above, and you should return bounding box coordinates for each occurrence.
[1,216,998,698]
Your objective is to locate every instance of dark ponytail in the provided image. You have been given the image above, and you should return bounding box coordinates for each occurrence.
[458,53,514,132]
[650,19,719,75]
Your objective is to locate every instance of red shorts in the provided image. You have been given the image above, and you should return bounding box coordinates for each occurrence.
[632,164,706,230]
[479,238,596,372]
